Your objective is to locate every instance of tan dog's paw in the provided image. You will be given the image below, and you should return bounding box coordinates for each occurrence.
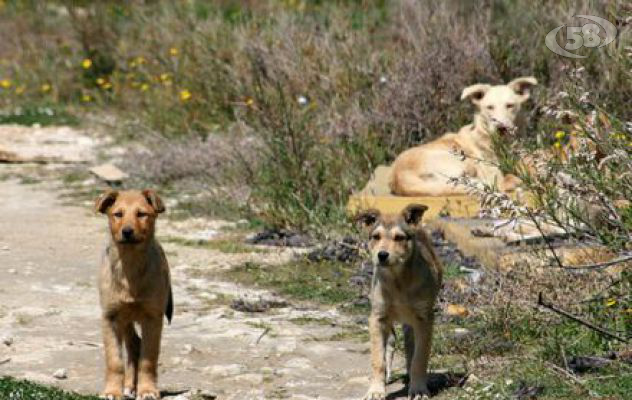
[136,390,160,400]
[408,384,430,399]
[364,384,386,400]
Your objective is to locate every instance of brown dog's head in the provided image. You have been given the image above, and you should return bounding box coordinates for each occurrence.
[95,189,165,244]
[356,204,428,267]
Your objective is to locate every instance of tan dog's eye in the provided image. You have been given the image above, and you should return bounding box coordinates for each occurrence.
[371,233,381,241]
[393,234,407,242]
[507,103,515,109]
[486,105,494,110]
[113,211,123,218]
[137,211,148,218]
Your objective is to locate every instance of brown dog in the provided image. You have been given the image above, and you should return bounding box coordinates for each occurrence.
[357,205,443,400]
[95,189,173,400]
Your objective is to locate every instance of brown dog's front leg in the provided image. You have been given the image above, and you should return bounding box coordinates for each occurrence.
[123,324,141,398]
[102,317,125,398]
[137,316,163,400]
[408,317,434,399]
[365,314,391,400]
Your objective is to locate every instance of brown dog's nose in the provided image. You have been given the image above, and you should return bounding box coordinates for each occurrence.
[122,227,134,240]
[377,251,389,263]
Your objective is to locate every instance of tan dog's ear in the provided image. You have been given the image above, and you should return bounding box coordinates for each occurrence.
[507,76,538,98]
[95,190,118,214]
[355,208,380,232]
[461,83,491,103]
[143,189,165,214]
[401,204,428,227]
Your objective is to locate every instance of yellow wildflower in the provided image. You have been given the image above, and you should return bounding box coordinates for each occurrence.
[81,94,92,102]
[179,89,192,101]
[245,97,254,106]
[554,130,565,140]
[40,83,51,93]
[0,79,11,88]
[102,82,112,90]
[605,298,617,307]
[96,77,106,86]
[81,58,92,69]
[136,56,146,65]
[169,47,179,57]
[553,142,562,149]
[14,85,25,95]
[140,83,149,91]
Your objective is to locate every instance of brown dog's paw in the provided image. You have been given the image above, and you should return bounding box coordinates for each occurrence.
[100,394,123,400]
[136,390,160,400]
[123,387,136,399]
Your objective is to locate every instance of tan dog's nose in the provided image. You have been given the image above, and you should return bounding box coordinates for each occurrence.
[377,250,389,264]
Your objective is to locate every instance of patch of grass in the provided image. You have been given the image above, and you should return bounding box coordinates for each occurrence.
[289,316,335,326]
[225,259,364,310]
[0,105,78,127]
[163,236,268,254]
[0,377,98,400]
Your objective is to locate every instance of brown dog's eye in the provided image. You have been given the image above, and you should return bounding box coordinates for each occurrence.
[371,233,381,241]
[393,234,407,242]
[113,211,123,218]
[507,103,515,109]
[137,211,148,218]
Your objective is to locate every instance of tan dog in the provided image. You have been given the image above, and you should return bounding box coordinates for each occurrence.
[357,204,443,400]
[390,77,538,196]
[95,190,173,400]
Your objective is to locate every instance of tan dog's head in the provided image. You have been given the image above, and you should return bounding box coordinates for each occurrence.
[356,204,428,268]
[461,76,537,134]
[95,189,165,245]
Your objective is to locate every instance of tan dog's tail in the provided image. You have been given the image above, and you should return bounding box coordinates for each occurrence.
[165,286,173,324]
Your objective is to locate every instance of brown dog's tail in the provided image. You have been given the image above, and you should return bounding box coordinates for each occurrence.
[165,286,173,324]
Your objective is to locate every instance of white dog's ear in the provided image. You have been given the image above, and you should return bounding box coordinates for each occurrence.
[508,76,538,99]
[460,84,491,103]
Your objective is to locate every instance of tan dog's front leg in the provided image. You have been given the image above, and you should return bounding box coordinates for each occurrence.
[137,316,163,400]
[123,324,141,399]
[365,314,391,400]
[102,317,125,399]
[408,317,434,399]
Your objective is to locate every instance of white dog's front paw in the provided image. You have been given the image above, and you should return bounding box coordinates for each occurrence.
[364,383,386,400]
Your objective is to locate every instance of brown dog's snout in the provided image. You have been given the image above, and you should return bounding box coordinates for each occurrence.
[121,226,135,241]
[377,250,389,264]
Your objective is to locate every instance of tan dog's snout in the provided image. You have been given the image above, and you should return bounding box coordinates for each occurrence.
[357,204,429,268]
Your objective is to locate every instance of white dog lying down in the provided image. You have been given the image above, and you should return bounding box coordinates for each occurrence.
[390,76,538,196]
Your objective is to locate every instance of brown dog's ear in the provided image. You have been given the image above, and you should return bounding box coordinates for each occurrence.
[95,190,118,214]
[143,189,165,214]
[355,208,380,232]
[461,83,491,103]
[401,204,428,227]
[507,76,538,98]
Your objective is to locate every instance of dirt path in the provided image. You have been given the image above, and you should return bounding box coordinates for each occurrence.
[0,125,384,399]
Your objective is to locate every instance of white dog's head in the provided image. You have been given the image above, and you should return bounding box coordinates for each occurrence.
[461,76,537,135]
